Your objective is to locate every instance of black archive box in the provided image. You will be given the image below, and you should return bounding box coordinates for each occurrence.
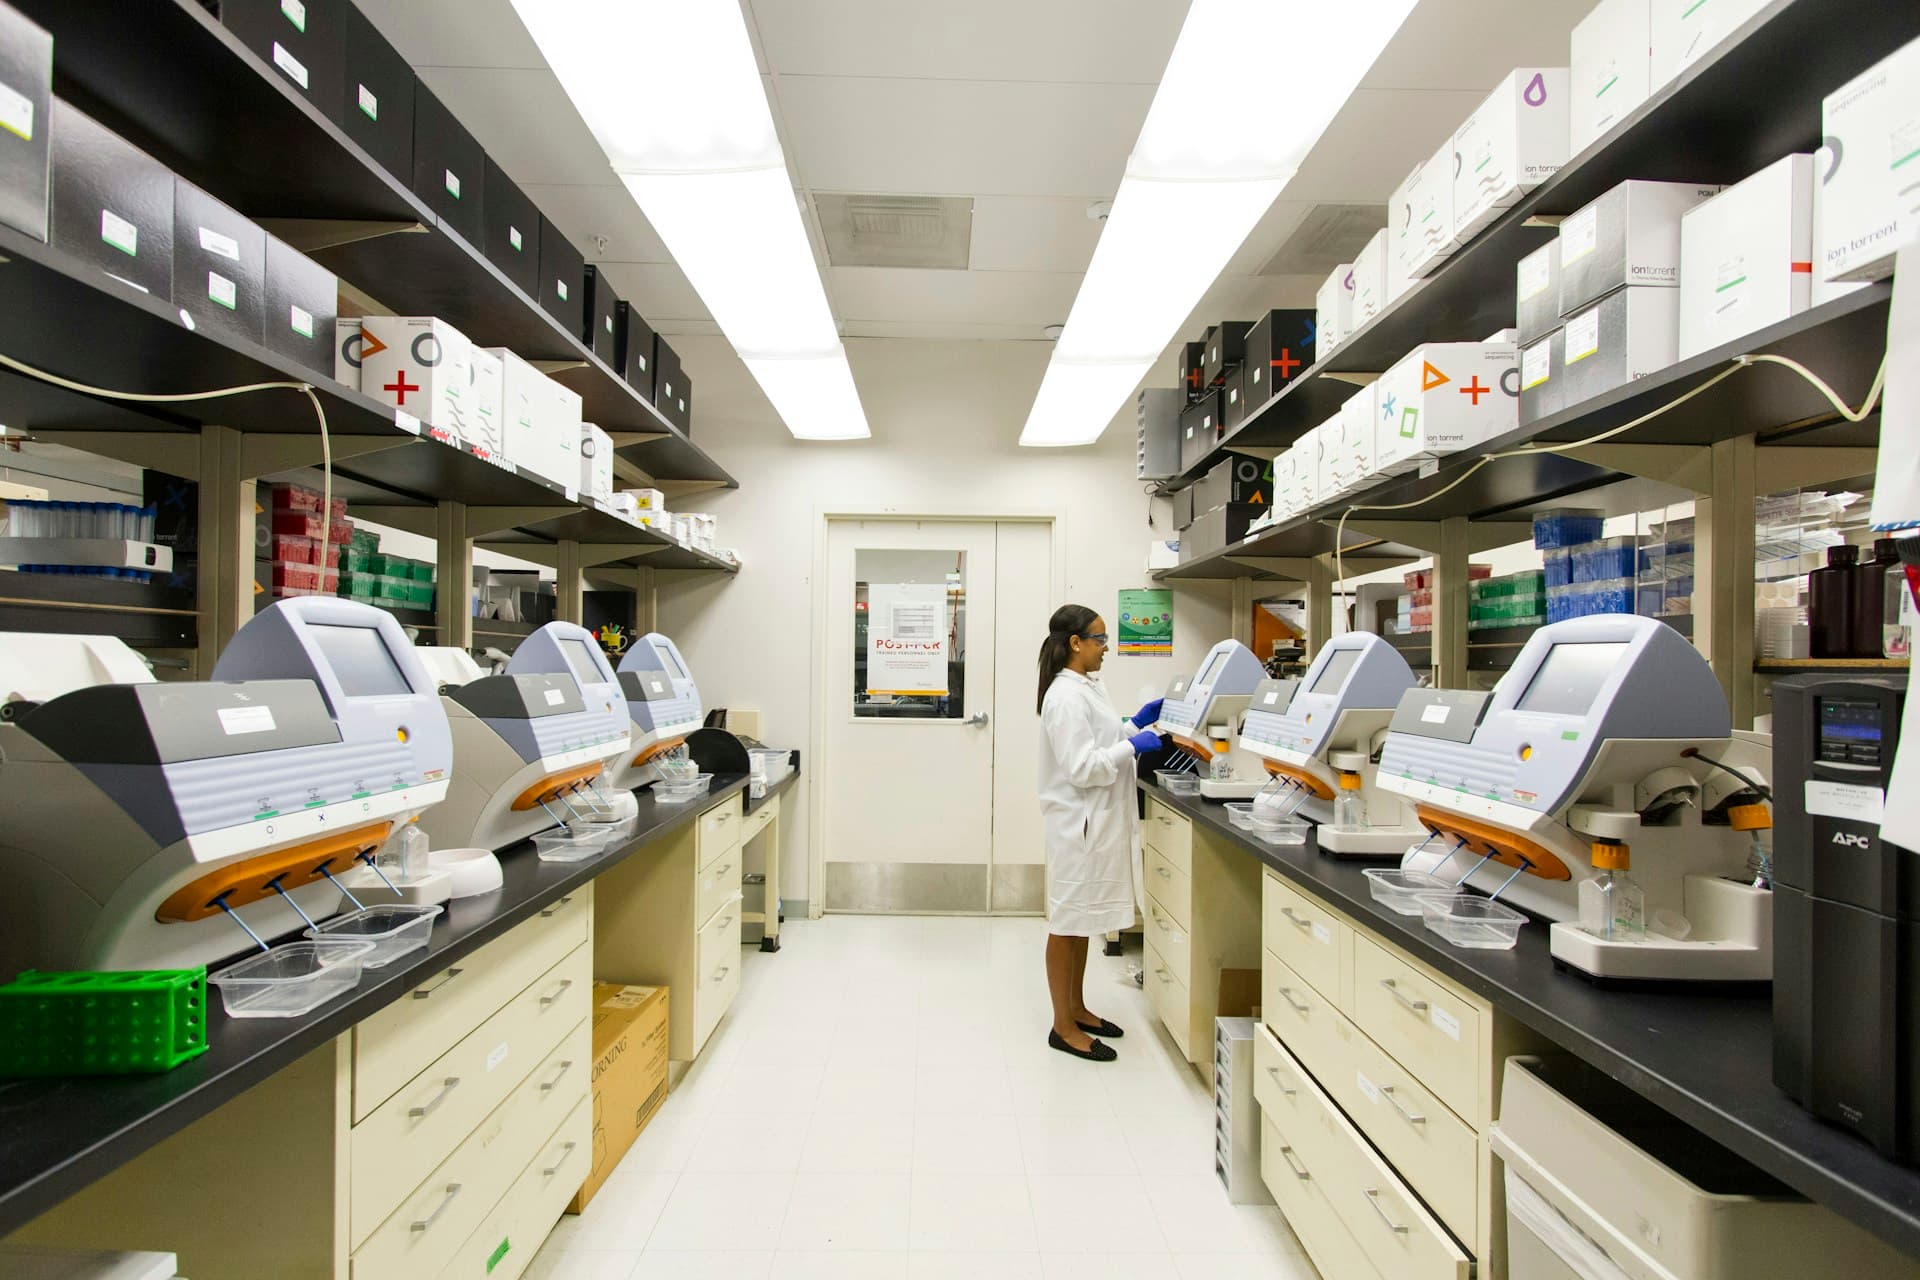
[336,0,414,185]
[221,0,345,123]
[0,2,50,242]
[617,301,656,400]
[264,233,337,378]
[1179,341,1205,402]
[1178,391,1223,473]
[583,264,620,362]
[674,370,693,434]
[482,156,540,297]
[1223,368,1247,430]
[1194,455,1270,513]
[411,82,484,247]
[537,213,586,336]
[173,177,266,345]
[50,100,172,298]
[653,334,683,426]
[1243,309,1316,404]
[1200,320,1251,388]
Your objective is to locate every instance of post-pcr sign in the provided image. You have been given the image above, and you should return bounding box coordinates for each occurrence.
[866,583,949,696]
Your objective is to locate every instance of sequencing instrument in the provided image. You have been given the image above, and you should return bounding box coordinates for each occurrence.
[415,621,632,852]
[1377,615,1773,981]
[0,599,451,974]
[1155,638,1268,799]
[603,632,705,791]
[1237,633,1423,857]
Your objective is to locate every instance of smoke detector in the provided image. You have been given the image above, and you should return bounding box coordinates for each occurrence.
[1043,323,1066,340]
[1086,200,1113,222]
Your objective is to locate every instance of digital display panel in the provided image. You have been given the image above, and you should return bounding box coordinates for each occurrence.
[310,624,411,698]
[1514,642,1629,717]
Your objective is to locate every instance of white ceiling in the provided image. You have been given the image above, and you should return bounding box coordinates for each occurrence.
[360,0,1593,420]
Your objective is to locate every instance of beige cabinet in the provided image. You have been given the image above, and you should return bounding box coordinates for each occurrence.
[1141,798,1262,1069]
[594,793,746,1064]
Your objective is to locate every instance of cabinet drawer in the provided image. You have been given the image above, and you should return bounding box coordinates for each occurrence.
[351,944,591,1243]
[1144,891,1191,990]
[692,905,743,1053]
[740,796,777,843]
[1322,1001,1480,1248]
[1262,949,1337,1084]
[1260,1113,1383,1280]
[1253,1021,1318,1130]
[353,891,591,1122]
[696,842,743,927]
[1263,872,1347,1007]
[1144,799,1191,873]
[1145,844,1191,930]
[434,1098,592,1280]
[352,1019,589,1280]
[1350,934,1486,1128]
[697,798,742,867]
[1144,938,1191,1060]
[1268,1033,1471,1280]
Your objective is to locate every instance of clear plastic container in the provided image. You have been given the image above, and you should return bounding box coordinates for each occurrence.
[653,773,715,805]
[1224,802,1256,830]
[1418,894,1526,949]
[304,903,442,968]
[207,939,376,1018]
[1154,769,1200,796]
[1363,868,1456,915]
[1250,817,1309,845]
[532,826,617,862]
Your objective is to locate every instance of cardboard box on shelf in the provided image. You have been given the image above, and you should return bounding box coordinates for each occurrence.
[1391,144,1459,281]
[1678,153,1813,360]
[1323,385,1377,497]
[1453,68,1570,242]
[1372,341,1519,476]
[1179,391,1224,473]
[1200,321,1252,388]
[1516,240,1561,345]
[336,0,415,186]
[482,156,540,298]
[580,423,614,505]
[584,265,621,362]
[1558,178,1721,314]
[1243,309,1317,405]
[492,348,573,486]
[1520,328,1566,424]
[1810,145,1869,309]
[1562,285,1680,404]
[1350,229,1392,328]
[566,983,669,1214]
[1570,0,1653,155]
[617,302,657,400]
[466,345,504,455]
[0,3,51,243]
[1650,0,1772,93]
[263,235,337,379]
[628,488,668,512]
[220,0,345,122]
[409,81,483,247]
[545,376,583,493]
[1819,35,1918,284]
[335,317,363,390]
[360,316,476,436]
[1194,455,1269,515]
[173,177,267,347]
[49,100,173,299]
[1222,369,1247,430]
[538,213,587,337]
[1315,264,1355,355]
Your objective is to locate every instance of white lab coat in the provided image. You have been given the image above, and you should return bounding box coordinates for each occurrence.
[1038,669,1144,936]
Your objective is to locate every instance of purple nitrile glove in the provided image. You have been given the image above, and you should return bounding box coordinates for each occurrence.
[1128,730,1165,756]
[1133,698,1165,728]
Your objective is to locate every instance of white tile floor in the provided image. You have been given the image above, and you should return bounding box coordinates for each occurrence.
[530,914,1318,1280]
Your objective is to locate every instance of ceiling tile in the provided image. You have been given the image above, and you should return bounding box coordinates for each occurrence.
[416,67,615,189]
[773,76,1153,198]
[520,184,672,263]
[1361,0,1592,91]
[749,0,1188,84]
[967,197,1106,273]
[828,267,1084,330]
[356,0,545,69]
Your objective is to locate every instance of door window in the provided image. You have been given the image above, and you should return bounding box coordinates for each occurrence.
[853,548,966,719]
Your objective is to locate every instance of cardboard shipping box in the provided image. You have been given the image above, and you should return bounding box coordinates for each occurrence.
[568,983,670,1214]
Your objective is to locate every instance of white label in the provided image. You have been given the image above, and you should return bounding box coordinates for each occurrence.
[1263,691,1280,705]
[281,0,307,31]
[1712,255,1749,313]
[100,209,138,256]
[486,1041,509,1072]
[1560,205,1598,263]
[1518,249,1551,301]
[208,271,237,310]
[1566,307,1601,363]
[1805,781,1885,824]
[357,83,379,121]
[1522,341,1552,389]
[394,409,421,435]
[1311,921,1331,946]
[1355,1071,1381,1103]
[556,279,569,301]
[1421,703,1452,725]
[271,42,310,90]
[218,704,277,736]
[0,80,34,142]
[198,226,241,261]
[444,168,461,199]
[509,226,523,252]
[290,304,314,338]
[543,688,565,706]
[1429,1006,1462,1041]
[604,315,614,334]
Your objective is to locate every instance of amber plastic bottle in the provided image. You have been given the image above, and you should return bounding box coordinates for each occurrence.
[1809,544,1857,659]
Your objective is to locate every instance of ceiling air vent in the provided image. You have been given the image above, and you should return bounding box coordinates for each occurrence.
[1260,203,1388,276]
[815,193,973,270]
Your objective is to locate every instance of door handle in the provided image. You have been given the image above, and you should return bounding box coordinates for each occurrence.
[1379,978,1429,1014]
[967,712,989,726]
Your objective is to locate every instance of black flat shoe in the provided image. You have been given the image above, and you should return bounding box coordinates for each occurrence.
[1048,1029,1117,1062]
[1077,1017,1124,1038]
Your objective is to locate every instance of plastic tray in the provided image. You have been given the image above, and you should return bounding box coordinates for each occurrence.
[1224,802,1256,830]
[1419,894,1526,950]
[1363,868,1458,915]
[1251,818,1309,846]
[207,940,375,1018]
[0,968,209,1076]
[654,773,715,805]
[1155,769,1200,796]
[305,903,442,968]
[533,826,617,862]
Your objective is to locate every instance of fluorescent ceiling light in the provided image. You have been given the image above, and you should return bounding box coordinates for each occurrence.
[511,0,870,441]
[1020,0,1417,447]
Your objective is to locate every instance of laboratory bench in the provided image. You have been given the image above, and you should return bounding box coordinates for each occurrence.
[0,772,776,1264]
[1136,777,1920,1266]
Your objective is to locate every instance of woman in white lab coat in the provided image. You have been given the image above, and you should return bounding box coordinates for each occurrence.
[1036,604,1165,1061]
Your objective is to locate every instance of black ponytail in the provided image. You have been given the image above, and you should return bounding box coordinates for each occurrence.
[1037,603,1100,714]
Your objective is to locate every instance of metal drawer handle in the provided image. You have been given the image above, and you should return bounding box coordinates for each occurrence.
[1379,978,1428,1014]
[539,895,575,919]
[712,966,732,982]
[1156,815,1172,825]
[1156,866,1172,879]
[542,1141,579,1177]
[1277,986,1311,1014]
[719,914,736,931]
[1365,1188,1410,1235]
[412,968,463,999]
[411,1183,462,1234]
[1265,1065,1297,1097]
[539,979,574,1007]
[1279,1145,1311,1181]
[1155,967,1171,982]
[409,1076,462,1119]
[1381,1085,1426,1126]
[1280,907,1313,931]
[717,863,733,877]
[540,1060,574,1092]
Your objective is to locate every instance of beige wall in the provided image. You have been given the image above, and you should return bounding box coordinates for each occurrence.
[655,336,1232,908]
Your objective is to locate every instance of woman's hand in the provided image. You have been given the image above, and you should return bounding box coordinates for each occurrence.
[1132,698,1164,729]
[1128,729,1165,756]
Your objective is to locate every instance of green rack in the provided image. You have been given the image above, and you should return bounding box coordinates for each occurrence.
[0,967,210,1076]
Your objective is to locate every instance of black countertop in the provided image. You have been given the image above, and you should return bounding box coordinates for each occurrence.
[745,766,799,816]
[1138,780,1920,1260]
[0,775,756,1236]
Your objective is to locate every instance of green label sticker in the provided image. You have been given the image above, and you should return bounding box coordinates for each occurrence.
[358,83,378,120]
[445,169,462,199]
[281,0,307,32]
[557,280,569,301]
[291,304,315,338]
[101,209,138,257]
[509,226,523,251]
[486,1238,511,1274]
[1398,406,1419,440]
[0,80,34,141]
[209,271,237,311]
[1561,730,1579,741]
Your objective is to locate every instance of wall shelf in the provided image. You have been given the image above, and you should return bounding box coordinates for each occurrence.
[1756,658,1911,672]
